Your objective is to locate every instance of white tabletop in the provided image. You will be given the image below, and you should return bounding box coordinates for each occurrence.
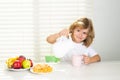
[0,61,120,80]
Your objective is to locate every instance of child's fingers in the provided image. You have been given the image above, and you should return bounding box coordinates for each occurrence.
[82,55,90,64]
[82,54,87,58]
[59,29,69,36]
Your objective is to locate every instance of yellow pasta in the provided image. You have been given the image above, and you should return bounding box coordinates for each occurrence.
[32,64,53,73]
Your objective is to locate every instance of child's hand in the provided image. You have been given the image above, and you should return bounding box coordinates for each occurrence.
[83,55,91,64]
[58,29,69,37]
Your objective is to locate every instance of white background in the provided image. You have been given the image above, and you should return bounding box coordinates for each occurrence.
[93,0,120,61]
[0,0,120,62]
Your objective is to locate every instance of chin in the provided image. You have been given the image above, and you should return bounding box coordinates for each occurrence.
[75,39,83,43]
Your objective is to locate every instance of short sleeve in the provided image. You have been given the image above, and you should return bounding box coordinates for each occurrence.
[56,36,68,42]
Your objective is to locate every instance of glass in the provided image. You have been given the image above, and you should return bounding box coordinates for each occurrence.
[72,55,83,67]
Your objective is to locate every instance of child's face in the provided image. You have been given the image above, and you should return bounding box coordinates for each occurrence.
[72,27,88,43]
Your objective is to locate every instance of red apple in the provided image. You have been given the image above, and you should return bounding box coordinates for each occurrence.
[28,59,33,67]
[17,55,26,63]
[19,55,26,59]
[12,60,22,69]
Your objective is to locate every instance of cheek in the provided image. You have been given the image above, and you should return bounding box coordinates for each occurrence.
[74,31,79,36]
[83,35,87,39]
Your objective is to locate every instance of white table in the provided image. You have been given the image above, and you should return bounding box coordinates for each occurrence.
[0,61,120,80]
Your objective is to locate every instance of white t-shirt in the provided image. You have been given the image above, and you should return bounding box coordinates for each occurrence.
[52,36,98,61]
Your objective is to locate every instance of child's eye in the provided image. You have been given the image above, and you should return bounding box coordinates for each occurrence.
[77,30,80,32]
[83,32,87,34]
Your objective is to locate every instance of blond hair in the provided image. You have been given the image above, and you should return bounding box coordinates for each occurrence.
[69,17,95,47]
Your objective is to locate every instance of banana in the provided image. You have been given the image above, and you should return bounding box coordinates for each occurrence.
[6,56,18,68]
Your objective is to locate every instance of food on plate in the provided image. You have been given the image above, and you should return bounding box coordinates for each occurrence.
[17,55,26,63]
[32,64,53,73]
[28,59,33,67]
[6,55,33,70]
[12,60,22,69]
[22,59,31,69]
[6,56,18,68]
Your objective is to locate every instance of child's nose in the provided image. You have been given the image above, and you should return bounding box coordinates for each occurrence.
[79,33,83,37]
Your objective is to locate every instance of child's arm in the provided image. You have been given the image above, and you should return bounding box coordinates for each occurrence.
[46,33,60,44]
[83,54,101,64]
[46,29,69,44]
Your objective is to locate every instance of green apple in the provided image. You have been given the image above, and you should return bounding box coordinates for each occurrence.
[22,60,31,69]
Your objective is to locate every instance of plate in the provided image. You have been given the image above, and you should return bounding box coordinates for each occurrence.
[8,68,30,71]
[30,68,43,74]
[30,63,53,74]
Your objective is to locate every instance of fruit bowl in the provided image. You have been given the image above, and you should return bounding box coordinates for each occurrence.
[8,68,30,71]
[6,55,33,71]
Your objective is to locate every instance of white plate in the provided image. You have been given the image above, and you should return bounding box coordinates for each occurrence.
[8,68,30,71]
[30,67,53,74]
[30,63,53,74]
[30,68,42,74]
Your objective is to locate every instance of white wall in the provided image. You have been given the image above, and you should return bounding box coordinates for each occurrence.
[93,0,120,61]
[0,0,93,62]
